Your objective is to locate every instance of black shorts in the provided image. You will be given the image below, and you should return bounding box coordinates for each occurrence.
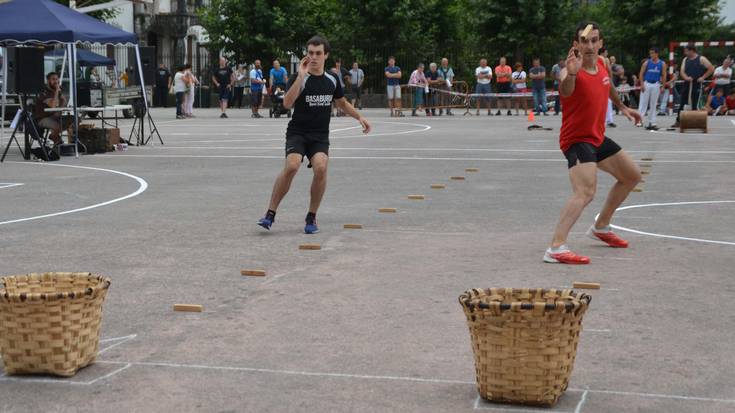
[286,132,329,163]
[218,86,231,101]
[351,85,362,98]
[563,137,622,169]
[497,82,512,94]
[251,90,263,106]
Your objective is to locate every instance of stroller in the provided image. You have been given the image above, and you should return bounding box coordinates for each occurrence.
[269,86,291,118]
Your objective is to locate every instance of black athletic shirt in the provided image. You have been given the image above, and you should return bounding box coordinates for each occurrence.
[213,66,233,87]
[286,71,344,136]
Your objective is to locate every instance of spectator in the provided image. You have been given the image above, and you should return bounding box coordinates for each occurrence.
[494,56,513,115]
[550,58,564,115]
[250,59,266,118]
[184,64,199,118]
[529,57,548,116]
[726,89,735,114]
[212,56,234,118]
[511,62,528,116]
[330,59,350,116]
[270,59,289,90]
[475,58,493,116]
[658,67,679,116]
[426,62,443,116]
[712,57,732,96]
[33,72,70,145]
[349,61,365,110]
[637,47,667,130]
[673,45,714,127]
[704,88,727,115]
[438,57,455,115]
[173,65,188,119]
[154,63,171,107]
[409,62,428,116]
[385,56,403,117]
[599,48,615,127]
[233,64,247,109]
[610,56,624,86]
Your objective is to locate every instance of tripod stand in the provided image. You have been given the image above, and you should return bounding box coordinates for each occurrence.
[128,99,164,146]
[1,96,50,163]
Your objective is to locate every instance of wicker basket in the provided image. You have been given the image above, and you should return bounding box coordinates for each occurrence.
[0,272,111,377]
[459,288,591,406]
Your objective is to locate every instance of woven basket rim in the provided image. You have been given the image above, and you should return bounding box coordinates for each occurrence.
[459,287,591,313]
[0,272,111,302]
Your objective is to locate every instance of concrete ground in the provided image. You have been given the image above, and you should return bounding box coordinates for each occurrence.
[1,106,735,413]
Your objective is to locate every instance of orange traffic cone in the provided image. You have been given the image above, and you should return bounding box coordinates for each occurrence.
[527,111,535,122]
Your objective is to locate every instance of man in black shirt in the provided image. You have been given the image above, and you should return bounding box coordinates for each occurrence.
[212,56,234,118]
[257,36,371,234]
[154,64,172,107]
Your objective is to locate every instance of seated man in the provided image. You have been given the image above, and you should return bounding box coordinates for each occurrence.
[704,88,727,116]
[726,89,735,115]
[33,72,70,145]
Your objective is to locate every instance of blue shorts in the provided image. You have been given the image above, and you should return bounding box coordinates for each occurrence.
[476,83,492,101]
[219,86,231,101]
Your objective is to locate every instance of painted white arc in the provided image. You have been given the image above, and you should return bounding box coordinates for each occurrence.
[0,163,148,226]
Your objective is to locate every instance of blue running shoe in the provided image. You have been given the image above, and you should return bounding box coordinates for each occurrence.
[304,221,319,234]
[257,216,273,230]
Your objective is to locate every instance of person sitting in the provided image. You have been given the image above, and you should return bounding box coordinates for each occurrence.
[33,72,70,145]
[726,89,735,115]
[704,88,727,116]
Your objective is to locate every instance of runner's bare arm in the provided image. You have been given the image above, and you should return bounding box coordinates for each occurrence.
[283,57,308,109]
[334,97,371,134]
[559,47,580,97]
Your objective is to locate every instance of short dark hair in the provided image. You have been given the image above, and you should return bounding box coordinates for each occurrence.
[335,58,342,64]
[46,72,58,79]
[388,56,395,61]
[575,21,602,41]
[685,45,697,52]
[306,35,330,54]
[533,57,540,62]
[650,47,659,53]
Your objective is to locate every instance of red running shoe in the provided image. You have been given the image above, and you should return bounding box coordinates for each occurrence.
[543,248,590,264]
[587,226,629,248]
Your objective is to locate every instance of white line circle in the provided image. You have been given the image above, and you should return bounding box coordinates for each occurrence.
[605,201,735,246]
[1,162,148,226]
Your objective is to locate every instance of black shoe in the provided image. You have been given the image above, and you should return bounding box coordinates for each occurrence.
[607,122,617,128]
[220,113,226,118]
[657,112,667,116]
[647,125,659,131]
[542,112,548,116]
[496,110,501,116]
[507,110,512,116]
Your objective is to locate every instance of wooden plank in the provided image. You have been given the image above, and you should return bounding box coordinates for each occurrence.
[573,282,600,290]
[430,184,446,189]
[241,269,266,277]
[174,304,203,312]
[407,195,425,200]
[450,176,466,180]
[299,243,322,250]
[465,168,479,172]
[378,208,397,213]
[343,224,363,229]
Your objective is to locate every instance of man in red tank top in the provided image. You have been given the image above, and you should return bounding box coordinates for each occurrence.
[544,22,643,265]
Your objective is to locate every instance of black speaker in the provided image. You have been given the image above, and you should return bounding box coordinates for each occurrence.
[6,47,45,94]
[127,47,156,86]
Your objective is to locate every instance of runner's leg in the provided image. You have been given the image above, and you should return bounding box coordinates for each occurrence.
[594,150,642,228]
[551,162,598,248]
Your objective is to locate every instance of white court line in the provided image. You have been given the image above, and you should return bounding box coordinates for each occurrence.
[98,334,138,355]
[604,201,735,246]
[0,363,132,386]
[731,120,735,127]
[472,396,574,412]
[574,390,589,413]
[94,154,735,164]
[0,163,148,226]
[584,329,611,333]
[0,183,24,189]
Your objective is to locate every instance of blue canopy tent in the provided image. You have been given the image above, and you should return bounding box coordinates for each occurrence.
[0,0,148,158]
[45,48,116,67]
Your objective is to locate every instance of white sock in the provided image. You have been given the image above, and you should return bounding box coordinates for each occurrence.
[593,224,611,233]
[549,245,569,253]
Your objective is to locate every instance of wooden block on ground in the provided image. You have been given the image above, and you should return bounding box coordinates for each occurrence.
[241,269,266,277]
[640,157,653,161]
[299,243,322,250]
[465,168,479,172]
[450,176,466,180]
[343,224,363,229]
[379,208,397,213]
[641,170,650,175]
[430,184,446,189]
[174,304,203,312]
[639,163,652,168]
[407,195,425,200]
[573,282,600,290]
[632,188,643,192]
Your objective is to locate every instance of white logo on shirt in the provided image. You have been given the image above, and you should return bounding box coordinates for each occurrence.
[305,95,333,107]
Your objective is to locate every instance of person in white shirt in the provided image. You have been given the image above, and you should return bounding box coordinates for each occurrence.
[349,62,365,109]
[712,57,732,96]
[475,58,493,115]
[511,62,528,116]
[184,64,199,118]
[173,65,189,119]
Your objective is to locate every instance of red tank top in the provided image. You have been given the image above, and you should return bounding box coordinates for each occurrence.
[559,57,610,152]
